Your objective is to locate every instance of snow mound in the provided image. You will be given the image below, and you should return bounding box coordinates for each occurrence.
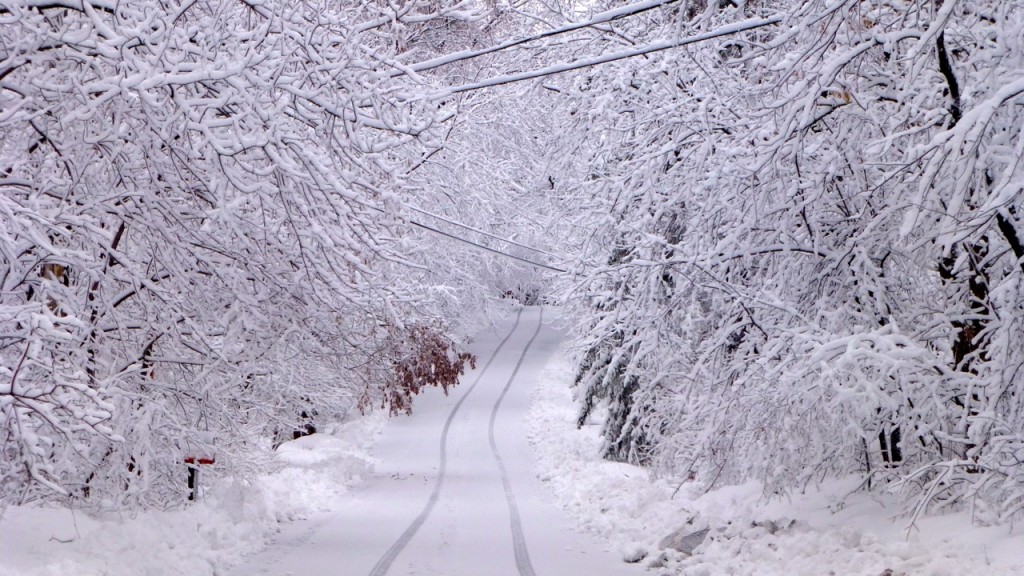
[0,410,384,576]
[528,346,1024,576]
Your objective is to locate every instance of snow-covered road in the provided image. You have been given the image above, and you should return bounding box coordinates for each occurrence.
[230,307,643,576]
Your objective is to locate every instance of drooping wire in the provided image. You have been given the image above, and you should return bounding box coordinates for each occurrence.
[405,204,559,258]
[388,0,680,77]
[355,195,567,272]
[349,5,781,272]
[416,16,783,100]
[408,219,567,273]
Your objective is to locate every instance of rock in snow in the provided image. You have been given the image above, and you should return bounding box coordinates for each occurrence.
[659,526,710,556]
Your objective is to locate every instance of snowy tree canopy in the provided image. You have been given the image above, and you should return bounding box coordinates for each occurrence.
[3,0,1024,526]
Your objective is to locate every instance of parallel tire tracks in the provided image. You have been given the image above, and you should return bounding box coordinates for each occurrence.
[367,309,525,576]
[487,308,544,576]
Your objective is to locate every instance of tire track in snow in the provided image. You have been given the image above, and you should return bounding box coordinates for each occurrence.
[367,309,525,576]
[488,308,544,576]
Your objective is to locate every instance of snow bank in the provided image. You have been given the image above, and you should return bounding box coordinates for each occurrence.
[0,412,384,576]
[528,348,1024,576]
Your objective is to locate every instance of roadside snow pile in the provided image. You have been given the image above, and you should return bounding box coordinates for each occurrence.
[0,411,384,576]
[267,415,382,518]
[528,349,1024,576]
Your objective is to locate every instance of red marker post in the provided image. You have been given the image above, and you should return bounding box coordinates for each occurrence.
[184,454,215,501]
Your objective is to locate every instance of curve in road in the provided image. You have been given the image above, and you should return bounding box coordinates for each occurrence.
[228,308,645,576]
[367,309,525,576]
[487,308,543,576]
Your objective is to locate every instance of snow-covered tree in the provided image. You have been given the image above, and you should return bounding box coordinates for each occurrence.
[563,0,1024,520]
[0,0,481,506]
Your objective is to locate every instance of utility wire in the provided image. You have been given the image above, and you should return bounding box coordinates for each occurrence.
[348,187,566,272]
[408,219,567,273]
[384,17,783,270]
[353,8,780,272]
[391,0,679,77]
[344,179,569,270]
[405,204,559,258]
[414,15,783,100]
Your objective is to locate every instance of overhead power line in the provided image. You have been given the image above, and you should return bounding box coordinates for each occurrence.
[405,204,559,258]
[408,219,567,273]
[415,15,783,100]
[355,196,567,272]
[353,7,781,272]
[392,0,679,77]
